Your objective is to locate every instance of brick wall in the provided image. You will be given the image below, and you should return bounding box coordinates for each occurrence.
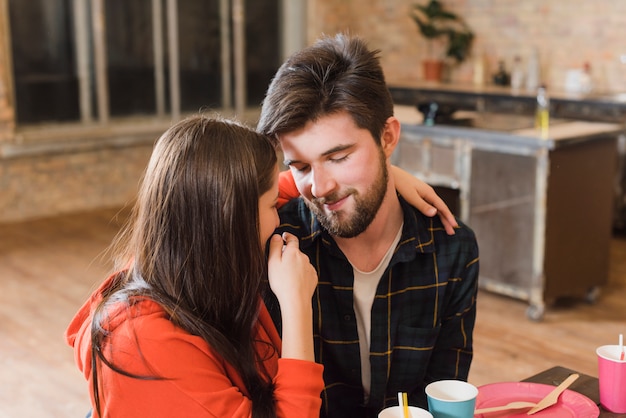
[308,0,626,93]
[0,145,152,222]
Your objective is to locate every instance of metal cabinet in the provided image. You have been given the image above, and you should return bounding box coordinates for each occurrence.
[394,117,621,320]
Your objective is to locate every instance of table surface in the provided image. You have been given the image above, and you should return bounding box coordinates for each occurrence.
[522,366,625,417]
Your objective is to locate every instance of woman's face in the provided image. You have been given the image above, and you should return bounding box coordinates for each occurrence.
[258,165,280,246]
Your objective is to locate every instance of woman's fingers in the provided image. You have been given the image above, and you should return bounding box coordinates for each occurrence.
[281,232,299,250]
[267,232,318,305]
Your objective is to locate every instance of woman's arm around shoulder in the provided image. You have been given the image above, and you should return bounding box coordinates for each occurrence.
[391,165,458,235]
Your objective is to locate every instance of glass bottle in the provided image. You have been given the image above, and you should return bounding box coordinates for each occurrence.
[493,60,510,86]
[510,55,524,91]
[526,47,540,92]
[535,85,550,139]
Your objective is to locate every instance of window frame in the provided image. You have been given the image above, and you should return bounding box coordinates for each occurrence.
[0,0,307,155]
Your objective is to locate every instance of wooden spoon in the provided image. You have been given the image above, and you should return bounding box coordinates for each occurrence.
[474,401,536,415]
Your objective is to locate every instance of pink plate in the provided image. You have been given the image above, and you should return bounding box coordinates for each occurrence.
[475,382,599,417]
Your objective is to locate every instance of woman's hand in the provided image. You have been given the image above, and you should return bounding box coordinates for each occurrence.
[267,232,317,361]
[267,232,317,304]
[391,165,458,235]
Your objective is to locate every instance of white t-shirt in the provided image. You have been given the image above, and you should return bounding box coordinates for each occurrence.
[351,224,403,402]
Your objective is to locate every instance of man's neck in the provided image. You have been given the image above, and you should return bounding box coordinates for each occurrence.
[334,185,404,272]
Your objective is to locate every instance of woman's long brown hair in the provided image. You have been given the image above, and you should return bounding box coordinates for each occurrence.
[90,115,278,417]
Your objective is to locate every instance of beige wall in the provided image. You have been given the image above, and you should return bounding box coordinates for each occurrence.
[308,0,626,93]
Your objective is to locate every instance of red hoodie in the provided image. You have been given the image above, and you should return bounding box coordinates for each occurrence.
[278,169,300,207]
[65,273,323,417]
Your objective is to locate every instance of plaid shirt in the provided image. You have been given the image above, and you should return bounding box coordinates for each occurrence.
[265,196,479,418]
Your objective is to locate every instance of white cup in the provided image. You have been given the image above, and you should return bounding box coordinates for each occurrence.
[378,405,433,418]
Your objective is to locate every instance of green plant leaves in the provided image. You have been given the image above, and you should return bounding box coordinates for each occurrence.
[410,0,474,63]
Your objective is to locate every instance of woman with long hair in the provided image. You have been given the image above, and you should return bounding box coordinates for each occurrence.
[66,115,322,417]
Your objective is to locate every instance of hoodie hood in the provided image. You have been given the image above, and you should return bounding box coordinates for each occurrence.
[65,273,119,381]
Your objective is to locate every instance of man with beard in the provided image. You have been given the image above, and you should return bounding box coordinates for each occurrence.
[258,33,480,418]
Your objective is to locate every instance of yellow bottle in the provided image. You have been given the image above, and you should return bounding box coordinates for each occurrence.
[535,85,549,139]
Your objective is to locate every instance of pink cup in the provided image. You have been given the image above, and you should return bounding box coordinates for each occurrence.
[596,344,626,413]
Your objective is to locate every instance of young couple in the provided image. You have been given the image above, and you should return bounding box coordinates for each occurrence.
[66,33,479,418]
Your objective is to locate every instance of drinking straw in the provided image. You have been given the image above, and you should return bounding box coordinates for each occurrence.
[401,392,409,418]
[397,392,408,418]
[620,334,624,361]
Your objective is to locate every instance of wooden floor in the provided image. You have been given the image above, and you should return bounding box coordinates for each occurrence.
[1,207,625,417]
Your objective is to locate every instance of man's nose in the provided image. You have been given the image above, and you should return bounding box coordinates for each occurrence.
[310,167,336,199]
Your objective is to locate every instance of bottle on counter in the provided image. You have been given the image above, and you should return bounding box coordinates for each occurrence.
[510,55,524,92]
[473,51,486,86]
[579,62,593,94]
[526,47,540,92]
[493,60,510,86]
[535,85,550,139]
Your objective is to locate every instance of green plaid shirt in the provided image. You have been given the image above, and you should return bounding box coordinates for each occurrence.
[265,196,479,418]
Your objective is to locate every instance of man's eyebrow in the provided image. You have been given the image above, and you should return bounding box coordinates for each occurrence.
[283,143,356,166]
[321,143,355,157]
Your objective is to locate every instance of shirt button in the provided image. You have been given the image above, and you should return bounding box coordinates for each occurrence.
[344,314,351,321]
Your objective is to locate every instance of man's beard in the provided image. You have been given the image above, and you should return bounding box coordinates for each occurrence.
[305,151,388,238]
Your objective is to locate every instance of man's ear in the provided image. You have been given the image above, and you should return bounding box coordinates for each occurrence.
[381,116,401,158]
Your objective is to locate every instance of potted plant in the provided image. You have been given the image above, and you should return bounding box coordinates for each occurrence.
[411,0,474,81]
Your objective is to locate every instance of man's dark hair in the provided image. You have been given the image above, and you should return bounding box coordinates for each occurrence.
[257,33,394,145]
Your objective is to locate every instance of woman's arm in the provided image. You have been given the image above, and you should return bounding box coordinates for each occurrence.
[391,165,458,235]
[102,306,322,417]
[267,233,317,362]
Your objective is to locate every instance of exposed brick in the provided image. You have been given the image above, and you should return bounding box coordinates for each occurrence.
[309,0,626,92]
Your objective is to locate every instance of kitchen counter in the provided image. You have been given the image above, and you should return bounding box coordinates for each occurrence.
[395,106,622,148]
[393,104,623,320]
[389,81,626,123]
